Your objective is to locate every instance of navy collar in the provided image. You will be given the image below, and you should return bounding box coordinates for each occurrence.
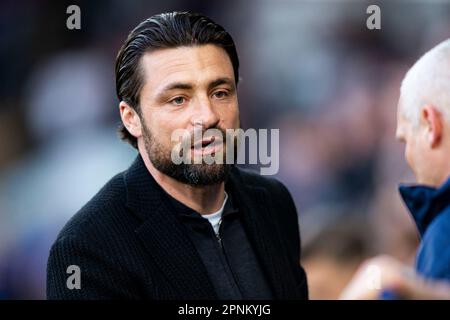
[399,176,450,237]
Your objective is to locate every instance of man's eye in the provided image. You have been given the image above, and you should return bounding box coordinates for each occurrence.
[170,97,186,105]
[213,91,228,99]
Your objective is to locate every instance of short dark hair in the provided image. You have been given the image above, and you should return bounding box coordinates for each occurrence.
[115,11,240,148]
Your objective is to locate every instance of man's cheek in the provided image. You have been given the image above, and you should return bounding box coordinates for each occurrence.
[228,108,240,129]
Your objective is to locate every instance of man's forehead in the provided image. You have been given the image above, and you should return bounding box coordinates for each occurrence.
[397,93,408,115]
[140,44,234,88]
[396,108,412,134]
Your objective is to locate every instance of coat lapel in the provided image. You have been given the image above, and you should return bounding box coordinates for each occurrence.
[227,169,299,299]
[124,156,217,299]
[123,155,299,299]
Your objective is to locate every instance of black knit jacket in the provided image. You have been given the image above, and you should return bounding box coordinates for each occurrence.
[46,155,308,300]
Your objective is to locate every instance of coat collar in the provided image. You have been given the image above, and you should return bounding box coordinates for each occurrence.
[123,154,296,299]
[124,155,216,299]
[399,176,450,237]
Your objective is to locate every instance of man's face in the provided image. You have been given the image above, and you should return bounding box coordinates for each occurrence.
[396,102,429,184]
[137,44,240,185]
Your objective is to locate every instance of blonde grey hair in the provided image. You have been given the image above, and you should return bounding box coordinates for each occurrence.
[400,39,450,127]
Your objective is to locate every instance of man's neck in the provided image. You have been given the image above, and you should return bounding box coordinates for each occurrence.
[139,149,225,215]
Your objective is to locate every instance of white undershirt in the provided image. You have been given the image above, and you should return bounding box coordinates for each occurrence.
[202,192,228,235]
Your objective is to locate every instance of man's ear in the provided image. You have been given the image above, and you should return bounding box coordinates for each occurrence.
[119,101,142,138]
[421,104,443,148]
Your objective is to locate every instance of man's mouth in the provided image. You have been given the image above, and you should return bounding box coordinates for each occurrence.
[192,136,214,149]
[191,136,223,155]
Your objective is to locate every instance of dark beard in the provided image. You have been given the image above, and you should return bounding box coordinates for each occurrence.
[142,123,235,186]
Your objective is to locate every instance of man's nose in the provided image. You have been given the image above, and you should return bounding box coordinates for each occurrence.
[395,128,405,143]
[191,95,220,129]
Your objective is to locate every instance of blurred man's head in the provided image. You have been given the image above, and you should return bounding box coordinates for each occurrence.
[115,12,240,185]
[396,39,450,187]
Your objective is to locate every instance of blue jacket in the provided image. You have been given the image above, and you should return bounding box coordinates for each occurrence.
[399,177,450,280]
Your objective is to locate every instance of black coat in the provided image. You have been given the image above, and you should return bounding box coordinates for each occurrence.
[46,155,308,299]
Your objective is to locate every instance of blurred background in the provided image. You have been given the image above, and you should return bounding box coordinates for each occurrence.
[1,0,449,299]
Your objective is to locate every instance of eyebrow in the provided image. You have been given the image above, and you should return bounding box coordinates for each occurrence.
[156,77,235,98]
[160,82,193,92]
[207,77,236,91]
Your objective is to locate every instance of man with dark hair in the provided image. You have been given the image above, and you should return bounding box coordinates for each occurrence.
[46,11,308,300]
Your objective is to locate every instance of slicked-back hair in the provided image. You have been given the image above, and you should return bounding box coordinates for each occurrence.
[115,11,240,148]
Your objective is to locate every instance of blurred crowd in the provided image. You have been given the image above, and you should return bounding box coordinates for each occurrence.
[1,0,450,299]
